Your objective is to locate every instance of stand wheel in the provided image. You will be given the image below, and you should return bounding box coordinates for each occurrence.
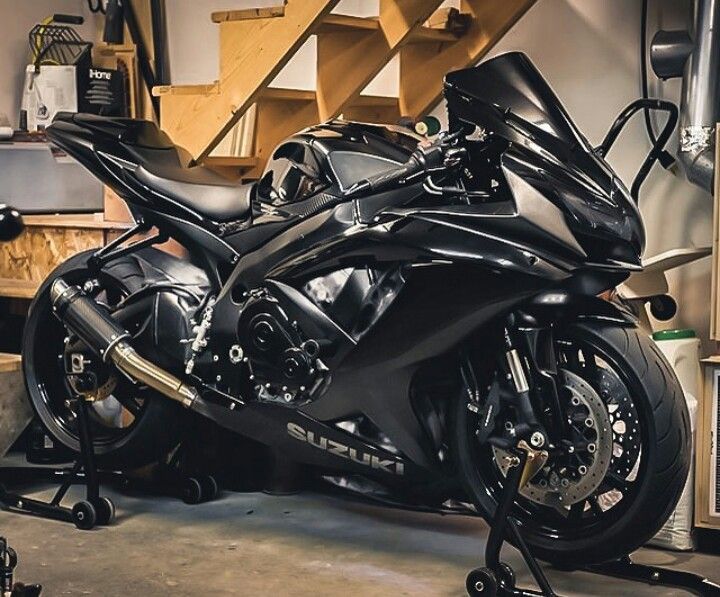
[200,475,219,502]
[92,497,116,526]
[72,500,97,530]
[497,562,516,588]
[466,567,497,596]
[182,477,203,505]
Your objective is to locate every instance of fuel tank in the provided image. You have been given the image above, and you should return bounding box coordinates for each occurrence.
[257,120,422,204]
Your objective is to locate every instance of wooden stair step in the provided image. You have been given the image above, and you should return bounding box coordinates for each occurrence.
[261,87,317,102]
[211,6,285,23]
[204,156,259,169]
[153,83,219,97]
[262,87,399,108]
[157,84,398,108]
[162,0,340,159]
[316,13,458,43]
[203,156,260,179]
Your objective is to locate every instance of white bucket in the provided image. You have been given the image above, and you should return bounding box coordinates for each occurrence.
[647,330,700,551]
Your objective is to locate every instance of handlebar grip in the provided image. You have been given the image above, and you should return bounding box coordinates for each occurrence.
[346,143,445,198]
[366,155,423,193]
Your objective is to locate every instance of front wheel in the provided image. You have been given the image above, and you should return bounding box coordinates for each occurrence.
[454,321,691,566]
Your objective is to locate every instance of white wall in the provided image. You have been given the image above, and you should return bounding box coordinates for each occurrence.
[0,0,103,127]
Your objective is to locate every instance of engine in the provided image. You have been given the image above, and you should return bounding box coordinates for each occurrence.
[237,289,327,403]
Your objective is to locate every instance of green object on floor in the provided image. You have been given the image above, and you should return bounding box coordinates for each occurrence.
[652,328,696,341]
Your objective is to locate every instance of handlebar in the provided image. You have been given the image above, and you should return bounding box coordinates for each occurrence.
[344,142,448,199]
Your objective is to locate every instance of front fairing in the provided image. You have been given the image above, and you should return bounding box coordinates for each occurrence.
[444,52,645,266]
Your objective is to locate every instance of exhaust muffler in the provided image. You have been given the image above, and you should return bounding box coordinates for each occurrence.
[50,278,198,408]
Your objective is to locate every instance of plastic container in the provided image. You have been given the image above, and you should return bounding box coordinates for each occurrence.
[647,329,700,551]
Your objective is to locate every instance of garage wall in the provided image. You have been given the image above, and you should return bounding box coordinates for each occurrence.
[0,0,103,127]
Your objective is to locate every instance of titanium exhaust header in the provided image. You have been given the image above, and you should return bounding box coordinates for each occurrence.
[50,278,198,408]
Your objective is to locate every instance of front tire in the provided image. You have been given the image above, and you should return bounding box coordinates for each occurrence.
[454,322,691,566]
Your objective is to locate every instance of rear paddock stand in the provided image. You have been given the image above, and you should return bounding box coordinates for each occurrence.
[0,415,221,529]
[0,396,114,530]
[466,450,720,596]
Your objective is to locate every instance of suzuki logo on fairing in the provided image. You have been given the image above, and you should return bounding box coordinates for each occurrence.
[89,69,112,80]
[287,422,405,475]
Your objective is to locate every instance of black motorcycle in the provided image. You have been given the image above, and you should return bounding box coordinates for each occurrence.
[23,52,689,571]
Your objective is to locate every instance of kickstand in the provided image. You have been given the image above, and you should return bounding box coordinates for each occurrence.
[0,397,115,530]
[467,448,561,596]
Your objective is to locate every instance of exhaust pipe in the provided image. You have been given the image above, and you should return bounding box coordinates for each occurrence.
[50,278,198,408]
[651,0,720,193]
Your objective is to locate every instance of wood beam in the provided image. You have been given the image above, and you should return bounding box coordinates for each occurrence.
[315,0,444,122]
[399,0,536,118]
[160,0,339,160]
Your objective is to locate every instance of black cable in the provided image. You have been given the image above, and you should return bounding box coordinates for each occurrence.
[87,0,106,15]
[641,0,675,168]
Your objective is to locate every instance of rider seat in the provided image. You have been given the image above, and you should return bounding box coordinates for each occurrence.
[52,113,254,224]
[134,163,255,224]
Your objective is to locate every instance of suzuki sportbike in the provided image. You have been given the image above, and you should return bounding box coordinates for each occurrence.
[23,52,690,573]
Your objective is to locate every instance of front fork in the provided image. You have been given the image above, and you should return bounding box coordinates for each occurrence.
[471,313,569,455]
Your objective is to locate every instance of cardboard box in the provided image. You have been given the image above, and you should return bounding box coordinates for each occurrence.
[21,61,126,131]
[696,356,720,528]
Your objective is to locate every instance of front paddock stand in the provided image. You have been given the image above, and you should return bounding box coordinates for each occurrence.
[583,556,720,596]
[466,450,720,596]
[467,450,558,597]
[0,397,115,530]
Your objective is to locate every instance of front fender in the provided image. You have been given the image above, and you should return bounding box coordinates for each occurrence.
[521,291,636,326]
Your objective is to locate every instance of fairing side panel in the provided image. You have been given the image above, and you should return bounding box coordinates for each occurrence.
[445,52,645,263]
[303,264,551,468]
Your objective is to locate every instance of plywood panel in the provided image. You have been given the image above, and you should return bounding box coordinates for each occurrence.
[0,226,103,289]
[0,359,31,458]
[696,360,720,528]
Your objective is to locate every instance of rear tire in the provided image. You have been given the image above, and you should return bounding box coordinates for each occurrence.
[454,321,691,566]
[22,249,185,470]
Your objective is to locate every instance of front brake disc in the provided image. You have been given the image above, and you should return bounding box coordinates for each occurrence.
[494,369,613,507]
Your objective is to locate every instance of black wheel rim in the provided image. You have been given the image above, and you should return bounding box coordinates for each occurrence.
[470,330,649,542]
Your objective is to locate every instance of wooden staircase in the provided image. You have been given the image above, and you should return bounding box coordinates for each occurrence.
[154,0,535,178]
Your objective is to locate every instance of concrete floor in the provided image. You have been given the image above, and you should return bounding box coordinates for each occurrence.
[1,480,718,596]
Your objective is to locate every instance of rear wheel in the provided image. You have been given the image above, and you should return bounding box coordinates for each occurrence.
[454,321,691,566]
[22,250,185,469]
